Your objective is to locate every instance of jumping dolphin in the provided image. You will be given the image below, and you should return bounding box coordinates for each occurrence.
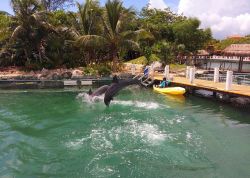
[88,85,110,97]
[104,78,140,106]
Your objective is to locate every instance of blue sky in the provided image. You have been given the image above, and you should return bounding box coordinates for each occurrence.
[0,0,179,14]
[1,0,250,39]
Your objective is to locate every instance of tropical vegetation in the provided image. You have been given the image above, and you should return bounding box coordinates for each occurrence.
[0,0,212,71]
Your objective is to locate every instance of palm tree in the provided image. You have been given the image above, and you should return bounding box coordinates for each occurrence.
[76,0,102,35]
[102,0,146,68]
[10,0,56,65]
[73,0,106,65]
[76,0,152,70]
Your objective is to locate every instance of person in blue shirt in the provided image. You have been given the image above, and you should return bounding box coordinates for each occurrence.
[159,77,167,88]
[158,77,171,88]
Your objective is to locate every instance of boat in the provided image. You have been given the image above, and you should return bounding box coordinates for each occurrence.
[153,85,186,95]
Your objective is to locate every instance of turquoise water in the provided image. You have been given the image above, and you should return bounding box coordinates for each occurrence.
[0,87,250,178]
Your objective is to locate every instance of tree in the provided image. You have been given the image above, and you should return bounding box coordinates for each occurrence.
[49,10,75,27]
[10,0,57,67]
[75,0,103,35]
[41,0,74,11]
[176,44,186,64]
[173,18,212,53]
[0,13,13,43]
[153,40,172,64]
[139,7,180,42]
[76,0,149,69]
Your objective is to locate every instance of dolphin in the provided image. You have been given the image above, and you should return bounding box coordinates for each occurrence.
[88,85,110,97]
[104,78,140,106]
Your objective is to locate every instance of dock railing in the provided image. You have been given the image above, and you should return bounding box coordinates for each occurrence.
[196,73,250,86]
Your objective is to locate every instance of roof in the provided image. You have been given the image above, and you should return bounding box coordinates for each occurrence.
[197,50,209,56]
[227,35,243,39]
[223,44,250,56]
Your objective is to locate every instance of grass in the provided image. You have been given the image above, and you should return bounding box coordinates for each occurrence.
[127,56,147,65]
[126,54,160,65]
[170,64,186,71]
[126,55,186,72]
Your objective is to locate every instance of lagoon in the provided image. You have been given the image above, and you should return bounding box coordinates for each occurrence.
[0,87,250,177]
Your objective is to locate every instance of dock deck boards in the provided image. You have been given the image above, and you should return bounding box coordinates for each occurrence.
[154,74,250,98]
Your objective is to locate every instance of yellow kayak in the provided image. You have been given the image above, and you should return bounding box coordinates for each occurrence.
[153,85,186,95]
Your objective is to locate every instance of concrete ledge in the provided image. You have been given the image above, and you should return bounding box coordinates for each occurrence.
[0,78,112,89]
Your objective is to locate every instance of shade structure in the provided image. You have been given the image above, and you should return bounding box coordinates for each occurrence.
[223,44,250,57]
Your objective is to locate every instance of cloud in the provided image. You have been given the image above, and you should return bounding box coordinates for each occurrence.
[148,0,168,10]
[178,0,250,39]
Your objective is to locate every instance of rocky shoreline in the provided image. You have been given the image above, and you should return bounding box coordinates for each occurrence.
[0,67,85,80]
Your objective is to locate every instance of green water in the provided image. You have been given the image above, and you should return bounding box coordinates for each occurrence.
[0,87,250,178]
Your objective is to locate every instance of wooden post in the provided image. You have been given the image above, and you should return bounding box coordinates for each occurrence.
[131,64,136,75]
[189,68,195,84]
[186,66,191,79]
[148,66,154,80]
[164,65,170,79]
[225,71,233,91]
[238,57,243,72]
[214,67,219,83]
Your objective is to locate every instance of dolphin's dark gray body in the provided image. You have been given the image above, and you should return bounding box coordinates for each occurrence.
[90,85,109,97]
[104,79,140,106]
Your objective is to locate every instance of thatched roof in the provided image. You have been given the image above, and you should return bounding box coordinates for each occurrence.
[197,50,209,56]
[223,44,250,56]
[227,35,243,39]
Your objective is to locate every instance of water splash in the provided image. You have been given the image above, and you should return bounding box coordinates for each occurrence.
[124,120,167,145]
[113,100,161,110]
[76,93,104,103]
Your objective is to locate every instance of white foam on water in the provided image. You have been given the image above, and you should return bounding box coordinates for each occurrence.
[112,100,160,110]
[89,165,116,177]
[76,93,104,104]
[112,100,134,106]
[134,101,160,109]
[90,129,113,151]
[65,137,90,149]
[186,132,192,141]
[125,120,167,145]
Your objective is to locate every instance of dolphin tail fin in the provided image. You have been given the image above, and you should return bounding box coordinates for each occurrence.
[88,88,93,95]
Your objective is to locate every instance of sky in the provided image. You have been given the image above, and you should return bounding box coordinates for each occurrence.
[1,0,250,39]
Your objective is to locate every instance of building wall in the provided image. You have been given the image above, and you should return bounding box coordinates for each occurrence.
[199,59,250,72]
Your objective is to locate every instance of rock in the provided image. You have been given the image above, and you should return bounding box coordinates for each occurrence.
[230,97,250,107]
[37,74,43,80]
[77,67,84,71]
[29,71,35,75]
[41,68,49,75]
[72,69,83,79]
[151,61,162,69]
[47,72,62,80]
[72,69,83,76]
[61,71,72,79]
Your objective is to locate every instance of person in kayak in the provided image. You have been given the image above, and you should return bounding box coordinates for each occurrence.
[159,77,167,88]
[158,77,171,88]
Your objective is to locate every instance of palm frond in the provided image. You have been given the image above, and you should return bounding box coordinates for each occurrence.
[122,29,154,41]
[76,35,108,49]
[105,0,123,34]
[11,25,26,39]
[120,40,140,51]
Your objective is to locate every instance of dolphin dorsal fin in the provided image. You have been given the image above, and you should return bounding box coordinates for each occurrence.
[88,88,93,95]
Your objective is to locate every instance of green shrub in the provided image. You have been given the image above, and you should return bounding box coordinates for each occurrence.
[96,65,112,76]
[84,66,98,76]
[83,64,112,76]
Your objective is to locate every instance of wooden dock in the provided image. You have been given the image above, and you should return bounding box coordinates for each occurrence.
[154,74,250,98]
